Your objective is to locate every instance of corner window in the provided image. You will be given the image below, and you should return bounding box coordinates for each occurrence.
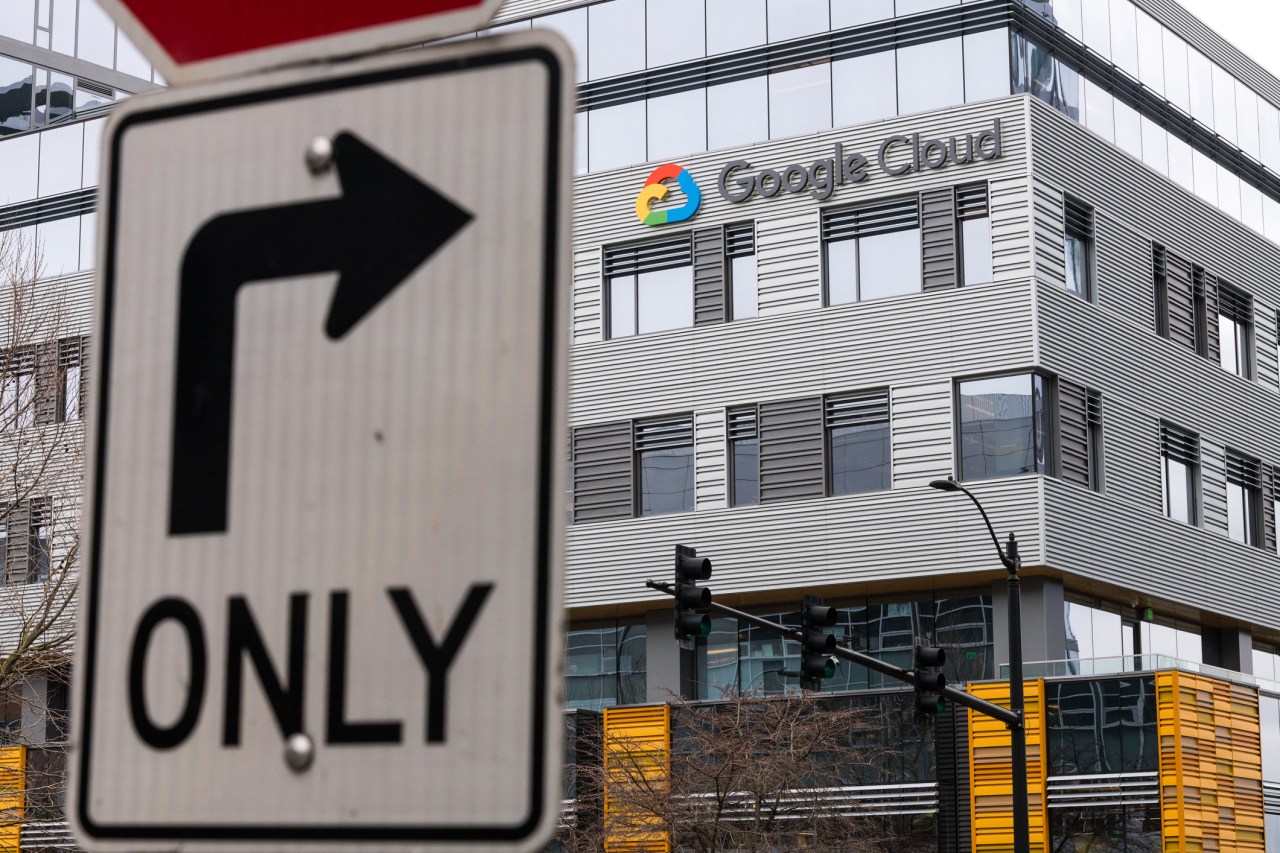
[604,237,694,339]
[825,391,890,495]
[1160,423,1199,525]
[823,197,921,305]
[1225,450,1262,547]
[1217,283,1253,379]
[958,374,1053,481]
[1063,195,1093,300]
[726,223,757,320]
[634,416,694,516]
[958,183,992,285]
[727,406,759,506]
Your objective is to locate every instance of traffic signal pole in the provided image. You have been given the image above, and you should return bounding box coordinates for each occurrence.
[644,580,1020,728]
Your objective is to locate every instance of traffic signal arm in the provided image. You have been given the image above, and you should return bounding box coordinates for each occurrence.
[643,580,1021,728]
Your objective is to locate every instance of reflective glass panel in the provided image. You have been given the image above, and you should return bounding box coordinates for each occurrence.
[1260,695,1280,781]
[0,56,32,136]
[609,275,636,338]
[35,215,80,278]
[1241,183,1264,235]
[964,28,1010,103]
[44,73,73,124]
[1108,0,1139,78]
[589,0,646,80]
[1211,64,1237,143]
[574,111,587,175]
[730,254,757,319]
[76,0,116,67]
[859,228,921,300]
[1187,48,1214,127]
[116,29,150,79]
[1168,134,1194,192]
[0,133,39,202]
[898,37,963,115]
[0,0,34,41]
[564,624,646,711]
[829,421,890,494]
[79,212,96,269]
[897,0,959,13]
[1218,164,1241,220]
[698,617,739,698]
[1083,79,1114,143]
[1162,26,1190,113]
[535,9,587,82]
[1135,10,1163,91]
[1226,479,1252,543]
[1053,0,1083,40]
[647,88,706,161]
[767,63,831,139]
[1266,197,1280,244]
[1164,457,1193,523]
[707,77,768,151]
[1192,150,1218,205]
[588,101,646,172]
[959,375,1037,480]
[1236,80,1261,158]
[767,0,827,42]
[647,0,706,68]
[1260,102,1280,170]
[637,266,693,334]
[37,122,83,197]
[962,217,992,285]
[706,0,766,56]
[1141,116,1168,176]
[1081,0,1111,59]
[826,239,857,305]
[1065,232,1089,298]
[1113,99,1142,160]
[830,0,894,28]
[50,0,74,54]
[833,51,896,126]
[731,436,759,506]
[639,445,694,515]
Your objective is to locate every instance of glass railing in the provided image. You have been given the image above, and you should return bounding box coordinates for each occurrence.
[997,654,1280,694]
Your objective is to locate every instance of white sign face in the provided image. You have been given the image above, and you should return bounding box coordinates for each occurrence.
[71,33,569,853]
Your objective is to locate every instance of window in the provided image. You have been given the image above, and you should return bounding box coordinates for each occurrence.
[825,391,890,495]
[605,237,694,339]
[634,416,694,516]
[958,374,1052,481]
[1216,283,1253,378]
[57,336,86,422]
[823,197,921,305]
[726,223,757,320]
[958,183,992,285]
[727,406,759,506]
[1,498,50,585]
[1160,423,1199,525]
[1063,196,1093,300]
[1225,450,1262,547]
[1059,380,1103,492]
[0,349,35,431]
[1086,390,1104,491]
[564,622,646,712]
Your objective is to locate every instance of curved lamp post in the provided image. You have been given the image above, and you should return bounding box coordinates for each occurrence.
[929,476,1028,853]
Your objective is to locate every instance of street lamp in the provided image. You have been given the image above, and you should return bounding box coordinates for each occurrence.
[929,476,1029,853]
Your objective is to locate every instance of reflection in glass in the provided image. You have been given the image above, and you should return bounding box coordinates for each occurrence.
[1135,9,1163,92]
[564,623,646,711]
[730,433,759,506]
[707,77,768,151]
[646,0,705,68]
[826,239,857,305]
[0,134,39,202]
[1187,48,1214,127]
[1083,79,1115,143]
[897,0,959,14]
[639,444,694,515]
[962,217,992,285]
[1163,457,1194,524]
[116,28,151,79]
[1046,677,1157,776]
[959,374,1043,480]
[1192,150,1217,206]
[898,37,962,114]
[767,64,831,140]
[1260,695,1280,782]
[1108,0,1139,78]
[0,0,34,42]
[833,52,896,126]
[609,275,637,337]
[1167,134,1194,192]
[37,123,83,197]
[706,0,766,56]
[1241,182,1265,235]
[1140,116,1167,176]
[1261,103,1280,170]
[1113,100,1142,161]
[588,0,646,80]
[699,617,740,698]
[1236,80,1261,158]
[964,28,1010,104]
[35,215,80,278]
[1162,26,1190,113]
[1225,478,1254,544]
[1218,164,1241,220]
[829,421,889,495]
[1081,0,1111,59]
[1065,230,1090,299]
[647,89,706,162]
[0,56,33,135]
[588,101,646,172]
[1053,0,1083,41]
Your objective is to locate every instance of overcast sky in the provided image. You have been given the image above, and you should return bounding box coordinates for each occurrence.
[1175,1,1280,79]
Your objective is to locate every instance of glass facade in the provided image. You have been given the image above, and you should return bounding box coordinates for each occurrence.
[564,622,647,711]
[957,374,1051,481]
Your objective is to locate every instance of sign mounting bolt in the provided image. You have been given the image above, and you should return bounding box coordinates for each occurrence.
[284,732,315,772]
[305,136,334,175]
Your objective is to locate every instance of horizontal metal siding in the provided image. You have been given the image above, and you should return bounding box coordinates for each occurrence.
[573,247,603,344]
[1201,439,1228,536]
[1057,378,1089,488]
[1031,180,1066,290]
[570,280,1036,425]
[755,211,821,316]
[572,420,632,522]
[1094,210,1155,333]
[989,175,1032,285]
[890,381,953,489]
[694,408,726,511]
[564,478,1045,608]
[1256,300,1280,393]
[1165,251,1195,352]
[1043,479,1280,635]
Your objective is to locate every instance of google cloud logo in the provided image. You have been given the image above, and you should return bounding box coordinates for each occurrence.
[634,163,702,226]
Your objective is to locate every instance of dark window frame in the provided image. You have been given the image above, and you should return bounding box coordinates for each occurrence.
[632,415,696,517]
[602,234,695,340]
[1063,195,1095,302]
[1160,422,1200,526]
[1216,281,1254,379]
[957,182,993,287]
[955,372,1057,483]
[725,222,757,322]
[1152,243,1169,338]
[727,405,759,507]
[821,195,923,306]
[1225,448,1264,548]
[823,390,892,497]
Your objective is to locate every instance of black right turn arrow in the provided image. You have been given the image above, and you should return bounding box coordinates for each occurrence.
[168,131,472,536]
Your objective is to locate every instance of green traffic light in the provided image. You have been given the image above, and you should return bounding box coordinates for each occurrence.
[822,658,836,679]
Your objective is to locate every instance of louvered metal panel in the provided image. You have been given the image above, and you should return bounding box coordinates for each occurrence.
[1094,210,1156,332]
[1165,250,1196,351]
[1226,450,1263,490]
[691,226,726,327]
[574,247,604,343]
[1219,281,1254,324]
[1160,422,1199,466]
[1058,379,1090,488]
[934,704,971,853]
[0,187,95,232]
[1256,303,1280,393]
[822,196,919,242]
[603,236,692,278]
[890,382,953,489]
[1031,180,1066,289]
[1265,465,1278,554]
[694,408,727,511]
[921,187,959,293]
[956,183,988,220]
[758,396,824,504]
[1199,439,1227,536]
[725,223,754,258]
[1199,270,1222,364]
[633,416,693,450]
[1045,772,1159,808]
[755,210,821,317]
[572,421,633,523]
[824,390,889,427]
[726,407,757,440]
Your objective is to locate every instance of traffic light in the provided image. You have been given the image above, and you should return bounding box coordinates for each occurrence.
[674,545,712,646]
[800,594,837,691]
[914,644,946,715]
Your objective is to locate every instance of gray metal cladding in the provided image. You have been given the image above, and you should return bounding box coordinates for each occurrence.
[695,408,727,510]
[1031,180,1066,289]
[1200,439,1228,536]
[1259,303,1280,393]
[758,396,825,503]
[571,420,632,523]
[920,187,958,293]
[573,248,603,344]
[756,211,822,316]
[890,381,954,489]
[1057,378,1090,488]
[1165,251,1196,352]
[1201,271,1221,366]
[1266,465,1277,554]
[692,226,726,326]
[563,477,1045,608]
[1095,211,1155,333]
[1043,478,1280,635]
